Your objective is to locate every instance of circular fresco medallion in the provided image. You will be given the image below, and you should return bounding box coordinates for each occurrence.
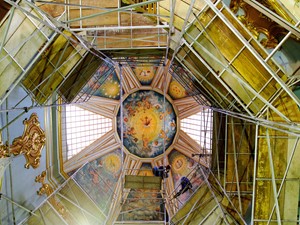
[117,90,177,158]
[169,80,187,99]
[103,153,122,175]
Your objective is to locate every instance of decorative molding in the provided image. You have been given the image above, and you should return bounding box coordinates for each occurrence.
[80,96,119,119]
[35,171,71,223]
[64,130,119,173]
[35,171,53,196]
[0,143,9,158]
[10,113,46,169]
[230,0,294,48]
[173,96,202,119]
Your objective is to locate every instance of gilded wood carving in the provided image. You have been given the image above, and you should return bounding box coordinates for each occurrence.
[230,0,293,48]
[9,113,46,169]
[35,171,53,196]
[36,171,73,223]
[0,143,9,158]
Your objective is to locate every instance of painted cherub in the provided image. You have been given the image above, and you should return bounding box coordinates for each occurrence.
[142,96,151,112]
[159,111,166,120]
[125,127,136,137]
[159,129,170,141]
[142,134,151,152]
[125,103,136,117]
[170,119,176,130]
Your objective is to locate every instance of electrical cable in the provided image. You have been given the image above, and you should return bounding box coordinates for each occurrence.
[119,63,125,224]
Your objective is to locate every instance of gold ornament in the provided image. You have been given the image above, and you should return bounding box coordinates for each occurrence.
[35,171,72,223]
[0,143,9,158]
[10,113,46,169]
[35,171,53,196]
[229,0,294,49]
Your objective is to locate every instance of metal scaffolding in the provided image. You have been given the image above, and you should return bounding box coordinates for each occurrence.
[0,0,300,224]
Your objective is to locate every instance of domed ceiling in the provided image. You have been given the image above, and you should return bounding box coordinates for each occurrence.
[62,60,212,221]
[117,89,177,158]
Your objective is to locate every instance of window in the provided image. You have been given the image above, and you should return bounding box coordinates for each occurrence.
[61,105,112,159]
[181,108,213,152]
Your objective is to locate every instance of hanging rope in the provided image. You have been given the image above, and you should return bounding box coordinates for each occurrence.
[162,62,168,225]
[119,63,125,223]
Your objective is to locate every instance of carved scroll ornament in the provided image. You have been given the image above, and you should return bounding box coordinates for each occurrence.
[9,113,46,169]
[230,0,293,49]
[35,171,72,223]
[0,143,9,158]
[35,171,54,196]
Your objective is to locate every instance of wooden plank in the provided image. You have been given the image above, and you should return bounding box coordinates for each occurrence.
[93,35,167,48]
[37,0,65,17]
[69,9,118,27]
[69,0,118,8]
[125,175,162,190]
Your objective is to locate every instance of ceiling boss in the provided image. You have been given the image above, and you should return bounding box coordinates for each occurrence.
[117,90,177,158]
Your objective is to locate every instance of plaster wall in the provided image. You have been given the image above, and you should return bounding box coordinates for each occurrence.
[0,86,47,224]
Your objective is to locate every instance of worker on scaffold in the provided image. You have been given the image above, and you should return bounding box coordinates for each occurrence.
[174,176,193,198]
[152,165,171,178]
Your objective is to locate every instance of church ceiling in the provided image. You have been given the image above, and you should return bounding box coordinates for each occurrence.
[61,59,212,222]
[0,0,300,224]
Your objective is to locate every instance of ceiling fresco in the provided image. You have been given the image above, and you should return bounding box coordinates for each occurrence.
[133,66,157,85]
[80,62,191,103]
[168,150,206,208]
[62,62,207,222]
[82,63,121,100]
[73,149,123,215]
[168,78,188,99]
[117,90,177,158]
[94,71,121,99]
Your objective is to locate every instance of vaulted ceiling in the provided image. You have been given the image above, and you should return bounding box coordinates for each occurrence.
[0,0,300,224]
